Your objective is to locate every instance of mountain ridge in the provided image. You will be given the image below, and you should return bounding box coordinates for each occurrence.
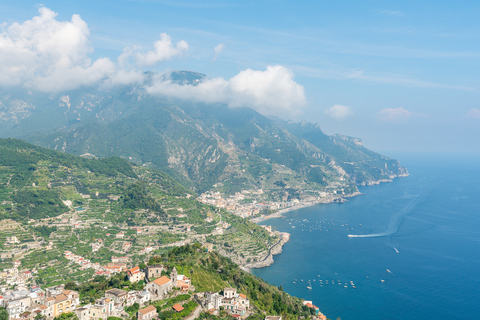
[0,71,408,199]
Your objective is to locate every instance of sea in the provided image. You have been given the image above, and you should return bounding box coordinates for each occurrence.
[252,153,480,320]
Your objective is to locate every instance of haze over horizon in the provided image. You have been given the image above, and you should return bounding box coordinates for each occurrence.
[1,1,479,154]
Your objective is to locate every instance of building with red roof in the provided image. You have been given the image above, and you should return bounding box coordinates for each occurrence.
[137,305,157,320]
[146,276,172,298]
[172,304,184,312]
[127,266,145,283]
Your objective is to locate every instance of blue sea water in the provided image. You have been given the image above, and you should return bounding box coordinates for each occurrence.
[252,154,480,320]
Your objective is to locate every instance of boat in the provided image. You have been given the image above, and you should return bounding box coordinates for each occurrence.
[307,286,312,290]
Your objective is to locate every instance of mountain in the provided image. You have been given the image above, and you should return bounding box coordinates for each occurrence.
[0,138,284,282]
[0,71,407,199]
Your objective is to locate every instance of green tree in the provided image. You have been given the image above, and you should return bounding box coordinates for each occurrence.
[0,307,8,320]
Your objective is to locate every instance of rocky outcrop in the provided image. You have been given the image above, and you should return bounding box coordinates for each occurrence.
[243,232,290,269]
[360,172,409,186]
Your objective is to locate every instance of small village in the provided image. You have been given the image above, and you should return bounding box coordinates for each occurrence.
[198,190,343,219]
[0,253,327,320]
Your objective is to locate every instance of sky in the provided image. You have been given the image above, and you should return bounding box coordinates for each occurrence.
[1,0,480,154]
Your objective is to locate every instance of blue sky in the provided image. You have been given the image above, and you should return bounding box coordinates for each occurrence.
[1,0,480,154]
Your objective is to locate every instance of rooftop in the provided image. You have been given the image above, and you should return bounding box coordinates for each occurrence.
[105,288,127,296]
[153,276,170,286]
[54,294,68,303]
[172,304,184,312]
[138,305,156,315]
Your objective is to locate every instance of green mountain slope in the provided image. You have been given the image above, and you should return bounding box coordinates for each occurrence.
[0,71,407,198]
[0,138,281,279]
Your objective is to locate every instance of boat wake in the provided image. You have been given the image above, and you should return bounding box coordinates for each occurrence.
[348,181,427,238]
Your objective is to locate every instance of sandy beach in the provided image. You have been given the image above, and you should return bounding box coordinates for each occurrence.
[250,191,363,223]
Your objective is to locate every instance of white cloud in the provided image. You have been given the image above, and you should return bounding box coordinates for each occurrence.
[213,43,225,61]
[0,7,116,91]
[102,69,145,87]
[325,104,352,120]
[0,8,189,92]
[465,108,480,119]
[134,33,188,66]
[146,65,307,117]
[0,7,305,118]
[377,107,413,122]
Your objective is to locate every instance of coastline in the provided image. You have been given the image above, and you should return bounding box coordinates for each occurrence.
[244,174,409,270]
[250,191,363,224]
[241,232,290,272]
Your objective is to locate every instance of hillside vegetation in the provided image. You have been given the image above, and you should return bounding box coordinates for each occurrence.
[0,138,279,285]
[0,73,407,199]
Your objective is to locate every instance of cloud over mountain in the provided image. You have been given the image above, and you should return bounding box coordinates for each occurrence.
[0,7,306,117]
[128,33,188,67]
[146,65,307,117]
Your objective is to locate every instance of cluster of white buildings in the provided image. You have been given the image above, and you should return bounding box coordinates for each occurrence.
[198,191,299,218]
[0,266,32,287]
[5,236,20,245]
[139,246,154,255]
[64,251,128,275]
[197,287,250,317]
[0,281,154,320]
[76,288,152,320]
[64,251,92,270]
[90,240,103,252]
[0,284,79,320]
[145,267,193,298]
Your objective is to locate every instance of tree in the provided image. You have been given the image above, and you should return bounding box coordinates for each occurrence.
[35,314,46,320]
[109,277,121,288]
[65,281,77,290]
[0,308,8,320]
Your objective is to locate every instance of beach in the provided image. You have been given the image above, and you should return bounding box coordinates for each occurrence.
[250,191,363,223]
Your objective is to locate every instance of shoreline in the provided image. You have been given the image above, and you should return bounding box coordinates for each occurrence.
[241,232,290,272]
[244,175,409,270]
[250,191,363,224]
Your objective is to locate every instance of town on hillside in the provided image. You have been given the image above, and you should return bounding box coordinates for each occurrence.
[198,188,347,220]
[0,248,327,320]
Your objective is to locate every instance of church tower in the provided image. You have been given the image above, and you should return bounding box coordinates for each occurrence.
[171,266,178,287]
